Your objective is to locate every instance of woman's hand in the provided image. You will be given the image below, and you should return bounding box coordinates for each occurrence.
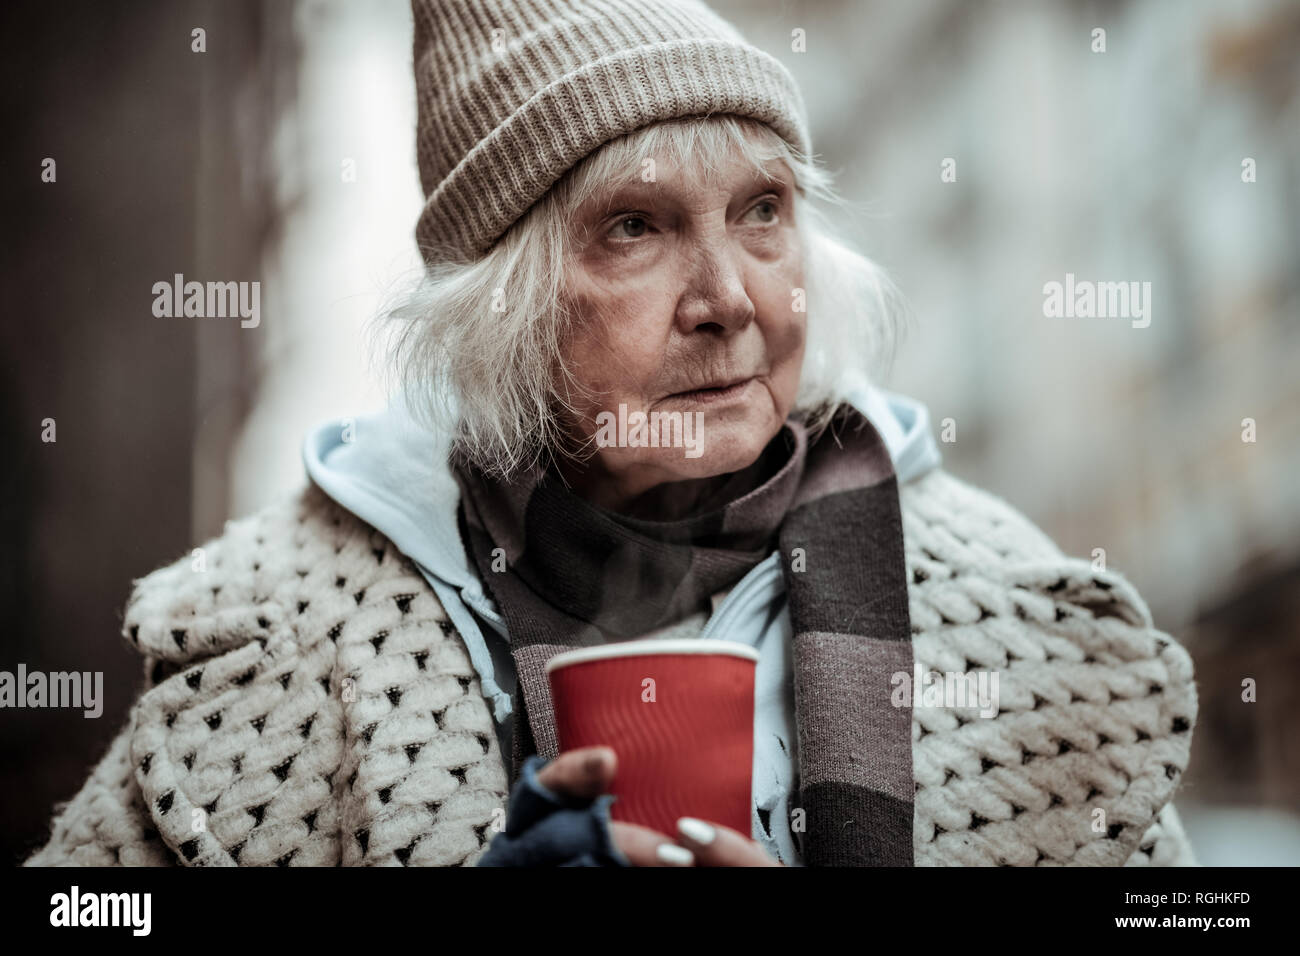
[532,746,689,866]
[670,816,784,867]
[537,746,784,867]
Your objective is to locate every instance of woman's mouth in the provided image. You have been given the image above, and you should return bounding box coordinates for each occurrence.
[662,377,756,405]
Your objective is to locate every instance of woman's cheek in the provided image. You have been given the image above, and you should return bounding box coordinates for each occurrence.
[762,288,806,362]
[771,312,807,414]
[570,313,660,407]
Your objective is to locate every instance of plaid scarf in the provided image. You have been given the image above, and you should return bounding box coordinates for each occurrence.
[452,404,914,866]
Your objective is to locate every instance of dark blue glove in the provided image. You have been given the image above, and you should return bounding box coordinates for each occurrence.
[476,754,632,867]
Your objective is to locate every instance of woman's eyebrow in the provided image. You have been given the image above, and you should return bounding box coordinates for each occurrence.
[723,161,792,197]
[595,179,657,208]
[752,159,792,188]
[574,176,653,220]
[582,160,792,217]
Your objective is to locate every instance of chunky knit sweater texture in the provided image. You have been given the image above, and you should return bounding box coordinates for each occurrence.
[23,467,1199,867]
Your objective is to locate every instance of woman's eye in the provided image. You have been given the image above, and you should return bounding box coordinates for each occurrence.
[601,200,778,244]
[607,215,650,240]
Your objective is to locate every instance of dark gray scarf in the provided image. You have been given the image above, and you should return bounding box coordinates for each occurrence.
[453,404,914,866]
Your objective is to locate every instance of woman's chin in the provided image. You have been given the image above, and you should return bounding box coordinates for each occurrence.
[576,397,789,498]
[632,423,777,483]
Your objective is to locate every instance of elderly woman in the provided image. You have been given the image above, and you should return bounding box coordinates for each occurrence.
[25,0,1198,868]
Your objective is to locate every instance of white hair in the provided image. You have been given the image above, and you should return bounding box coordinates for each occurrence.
[375,114,912,478]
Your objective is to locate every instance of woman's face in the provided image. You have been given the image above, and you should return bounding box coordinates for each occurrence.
[559,151,806,511]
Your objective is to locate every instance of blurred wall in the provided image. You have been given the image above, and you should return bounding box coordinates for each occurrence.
[222,0,404,524]
[1,0,209,861]
[716,0,1300,634]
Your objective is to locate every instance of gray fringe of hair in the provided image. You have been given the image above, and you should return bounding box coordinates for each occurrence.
[374,114,912,479]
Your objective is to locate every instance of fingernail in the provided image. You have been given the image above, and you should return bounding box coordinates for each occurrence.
[656,843,694,866]
[677,817,716,845]
[584,748,609,773]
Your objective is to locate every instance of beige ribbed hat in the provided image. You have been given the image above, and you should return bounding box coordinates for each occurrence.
[411,0,813,265]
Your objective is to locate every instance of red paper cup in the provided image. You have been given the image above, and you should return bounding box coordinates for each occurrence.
[545,638,758,837]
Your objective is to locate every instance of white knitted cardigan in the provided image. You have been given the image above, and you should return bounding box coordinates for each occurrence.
[24,467,1199,867]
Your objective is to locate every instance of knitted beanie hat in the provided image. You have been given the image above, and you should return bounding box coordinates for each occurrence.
[411,0,813,265]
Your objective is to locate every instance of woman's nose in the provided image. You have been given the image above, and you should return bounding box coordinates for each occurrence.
[673,233,756,335]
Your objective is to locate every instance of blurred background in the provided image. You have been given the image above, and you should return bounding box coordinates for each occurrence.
[2,0,1297,864]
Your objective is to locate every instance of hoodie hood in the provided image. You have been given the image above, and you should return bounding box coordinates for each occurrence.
[302,381,943,595]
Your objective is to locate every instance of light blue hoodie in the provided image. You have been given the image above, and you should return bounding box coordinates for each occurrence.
[302,381,943,865]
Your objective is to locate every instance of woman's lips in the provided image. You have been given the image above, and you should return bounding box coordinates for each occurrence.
[661,377,755,405]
